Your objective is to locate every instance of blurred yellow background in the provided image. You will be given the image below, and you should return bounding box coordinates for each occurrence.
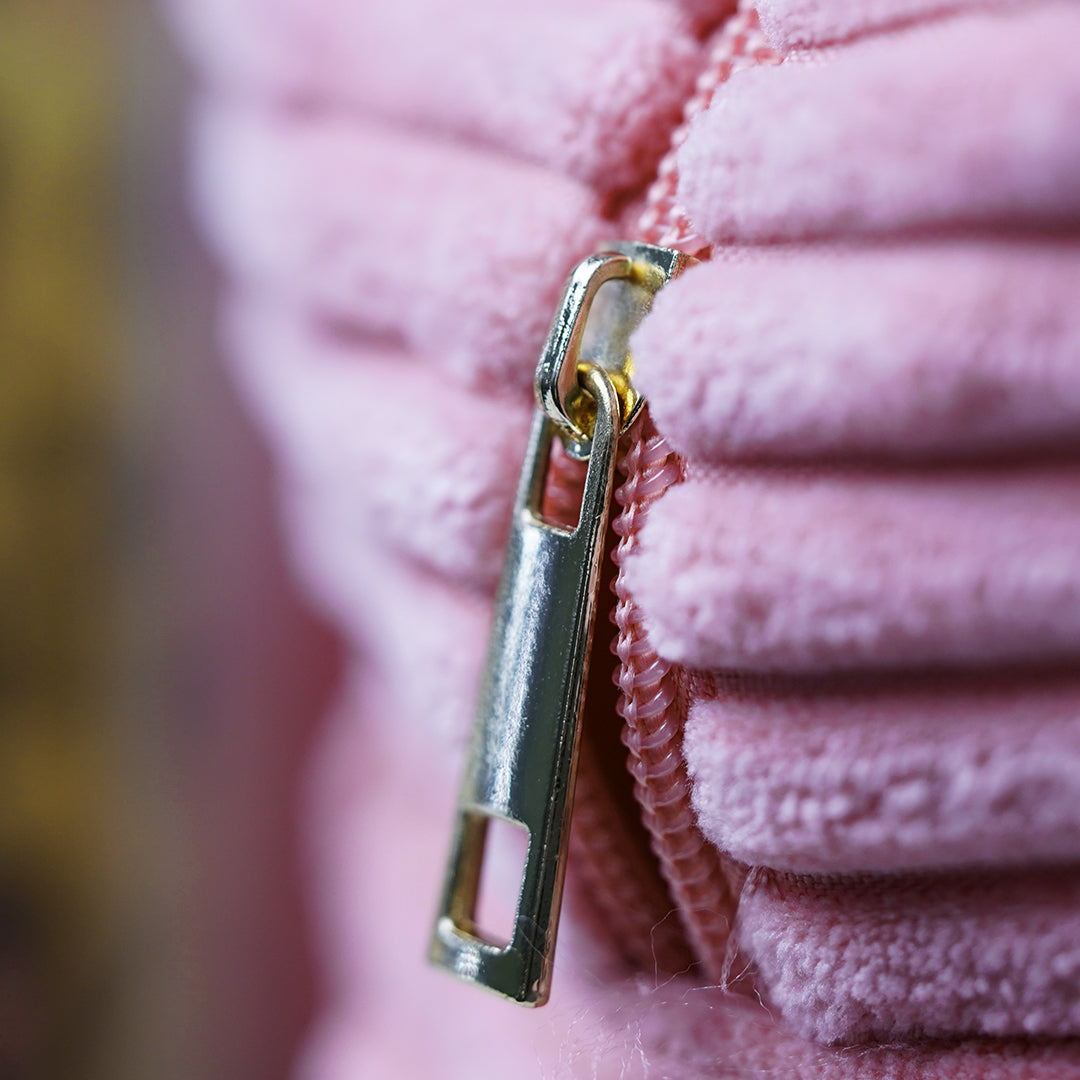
[0,5,340,1078]
[0,6,135,1076]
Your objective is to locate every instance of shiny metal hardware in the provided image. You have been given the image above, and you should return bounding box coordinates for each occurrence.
[535,240,692,460]
[430,243,687,1007]
[429,366,621,1005]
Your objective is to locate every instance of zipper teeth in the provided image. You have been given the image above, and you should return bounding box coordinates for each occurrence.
[550,7,781,981]
[638,6,782,255]
[607,7,781,979]
[542,437,697,973]
[610,426,732,977]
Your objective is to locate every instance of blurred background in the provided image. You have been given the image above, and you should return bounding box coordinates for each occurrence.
[0,3,341,1077]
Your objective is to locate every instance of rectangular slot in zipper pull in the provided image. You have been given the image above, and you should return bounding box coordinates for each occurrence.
[430,242,689,1006]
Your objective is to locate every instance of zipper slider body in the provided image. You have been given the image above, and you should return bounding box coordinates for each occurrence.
[430,242,689,1006]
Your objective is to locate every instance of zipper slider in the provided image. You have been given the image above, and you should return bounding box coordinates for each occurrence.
[429,241,689,1006]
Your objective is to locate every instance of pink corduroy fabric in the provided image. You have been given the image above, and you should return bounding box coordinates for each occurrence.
[756,0,1030,51]
[625,470,1080,672]
[171,0,701,194]
[194,106,609,398]
[224,299,530,592]
[676,6,1080,242]
[633,244,1080,462]
[174,0,1080,1073]
[739,868,1080,1044]
[684,674,1080,873]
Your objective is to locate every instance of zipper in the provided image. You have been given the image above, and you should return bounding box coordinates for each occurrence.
[429,242,690,1005]
[430,6,780,1006]
[601,7,781,985]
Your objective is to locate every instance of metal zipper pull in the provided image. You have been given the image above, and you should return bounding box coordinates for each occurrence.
[429,242,689,1006]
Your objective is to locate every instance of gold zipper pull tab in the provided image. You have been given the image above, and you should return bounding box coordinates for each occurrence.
[429,365,620,1006]
[429,242,688,1006]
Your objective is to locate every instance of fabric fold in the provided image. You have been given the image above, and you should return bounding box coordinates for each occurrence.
[633,243,1080,462]
[684,672,1080,873]
[192,104,608,399]
[627,470,1080,673]
[757,0,1030,52]
[284,489,492,750]
[677,6,1080,242]
[738,866,1080,1043]
[223,298,528,593]
[169,0,701,194]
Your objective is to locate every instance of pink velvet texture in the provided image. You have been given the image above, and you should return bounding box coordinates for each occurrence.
[621,0,1080,1053]
[175,0,1080,1074]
